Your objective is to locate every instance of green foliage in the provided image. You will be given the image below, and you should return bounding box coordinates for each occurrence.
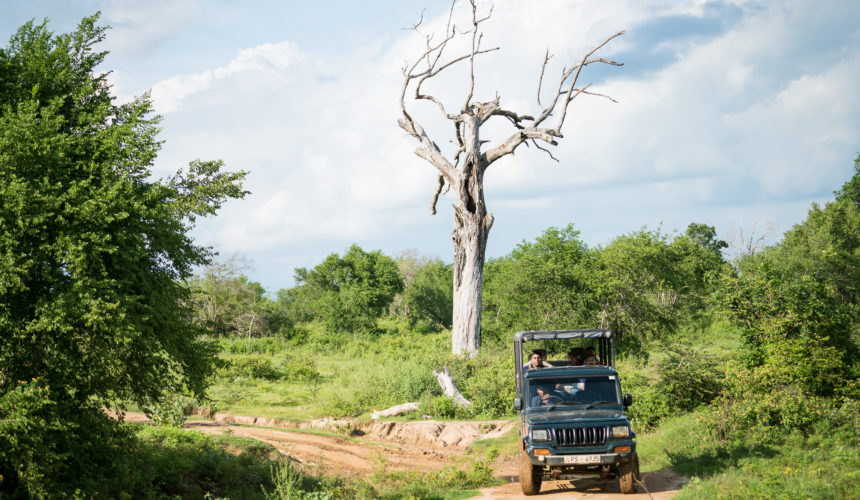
[222,356,284,381]
[289,245,403,333]
[365,449,500,499]
[638,412,860,500]
[144,396,193,428]
[0,16,245,496]
[482,224,591,340]
[402,258,453,329]
[834,153,860,206]
[0,382,139,498]
[130,426,282,499]
[620,371,673,431]
[482,223,725,352]
[656,344,724,412]
[189,257,289,338]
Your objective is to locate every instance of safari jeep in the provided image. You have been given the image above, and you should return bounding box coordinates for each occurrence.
[514,329,640,495]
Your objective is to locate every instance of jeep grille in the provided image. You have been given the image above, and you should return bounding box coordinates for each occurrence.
[553,426,607,446]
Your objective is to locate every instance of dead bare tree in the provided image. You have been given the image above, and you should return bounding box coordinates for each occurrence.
[727,220,776,261]
[398,1,624,356]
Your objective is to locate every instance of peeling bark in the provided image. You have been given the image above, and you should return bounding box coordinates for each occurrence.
[398,1,622,357]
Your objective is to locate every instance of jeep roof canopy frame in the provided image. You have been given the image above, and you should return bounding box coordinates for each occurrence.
[514,329,616,391]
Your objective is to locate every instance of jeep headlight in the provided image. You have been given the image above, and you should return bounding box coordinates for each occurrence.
[611,425,629,438]
[532,429,551,441]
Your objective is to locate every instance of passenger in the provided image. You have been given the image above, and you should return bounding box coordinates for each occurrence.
[524,351,552,369]
[583,354,599,366]
[568,347,585,366]
[535,349,554,367]
[584,346,602,365]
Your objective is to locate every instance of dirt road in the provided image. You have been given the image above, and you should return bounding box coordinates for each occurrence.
[124,412,686,498]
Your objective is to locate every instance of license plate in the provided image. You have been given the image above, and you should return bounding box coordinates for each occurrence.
[563,454,601,464]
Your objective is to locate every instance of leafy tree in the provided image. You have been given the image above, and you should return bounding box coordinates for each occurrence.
[189,256,288,338]
[589,228,683,350]
[292,245,403,332]
[402,258,453,329]
[482,224,592,339]
[0,16,246,496]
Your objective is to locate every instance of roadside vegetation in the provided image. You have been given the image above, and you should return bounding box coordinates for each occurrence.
[1,14,857,500]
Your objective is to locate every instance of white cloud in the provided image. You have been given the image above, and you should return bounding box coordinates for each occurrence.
[101,0,860,291]
[150,41,301,113]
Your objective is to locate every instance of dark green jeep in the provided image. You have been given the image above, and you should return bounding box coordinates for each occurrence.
[513,329,640,495]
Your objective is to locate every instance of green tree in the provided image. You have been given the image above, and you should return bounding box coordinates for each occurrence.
[402,258,453,329]
[482,224,592,339]
[189,256,287,338]
[293,245,403,332]
[0,16,246,496]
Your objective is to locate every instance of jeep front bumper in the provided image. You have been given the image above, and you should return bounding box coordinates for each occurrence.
[527,451,633,467]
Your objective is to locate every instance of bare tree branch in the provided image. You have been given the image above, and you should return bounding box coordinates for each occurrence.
[531,139,560,162]
[537,49,553,107]
[430,174,445,215]
[483,30,624,167]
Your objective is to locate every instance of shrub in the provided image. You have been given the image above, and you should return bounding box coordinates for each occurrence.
[421,394,456,419]
[620,371,672,431]
[144,396,195,428]
[280,358,321,383]
[656,344,724,412]
[220,356,283,381]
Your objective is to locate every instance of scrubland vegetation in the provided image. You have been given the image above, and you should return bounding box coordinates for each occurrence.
[1,14,857,500]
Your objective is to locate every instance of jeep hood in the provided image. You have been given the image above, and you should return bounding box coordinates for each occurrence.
[526,408,626,424]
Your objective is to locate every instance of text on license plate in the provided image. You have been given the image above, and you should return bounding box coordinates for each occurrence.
[563,455,601,464]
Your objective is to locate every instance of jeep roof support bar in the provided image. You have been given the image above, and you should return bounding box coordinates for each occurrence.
[514,329,616,391]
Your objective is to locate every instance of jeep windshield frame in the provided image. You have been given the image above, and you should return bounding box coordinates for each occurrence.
[514,329,616,396]
[524,372,623,411]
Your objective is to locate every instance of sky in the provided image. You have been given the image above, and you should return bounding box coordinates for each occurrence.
[2,0,858,293]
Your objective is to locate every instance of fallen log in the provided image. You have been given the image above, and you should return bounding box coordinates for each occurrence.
[371,402,420,420]
[433,366,473,407]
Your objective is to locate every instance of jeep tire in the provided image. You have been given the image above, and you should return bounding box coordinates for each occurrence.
[518,449,542,495]
[618,451,640,494]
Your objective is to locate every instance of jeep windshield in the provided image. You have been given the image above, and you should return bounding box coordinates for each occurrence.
[526,375,622,410]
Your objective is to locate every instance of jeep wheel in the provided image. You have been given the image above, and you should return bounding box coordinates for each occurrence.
[618,452,640,494]
[518,450,542,495]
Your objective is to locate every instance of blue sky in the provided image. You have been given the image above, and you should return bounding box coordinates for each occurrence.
[2,0,859,293]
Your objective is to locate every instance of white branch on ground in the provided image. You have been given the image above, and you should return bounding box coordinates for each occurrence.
[371,402,420,420]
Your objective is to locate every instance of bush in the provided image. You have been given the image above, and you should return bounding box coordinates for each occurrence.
[656,344,724,412]
[420,394,456,419]
[220,356,283,381]
[280,358,321,383]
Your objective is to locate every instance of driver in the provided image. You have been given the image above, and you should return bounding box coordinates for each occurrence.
[531,386,552,407]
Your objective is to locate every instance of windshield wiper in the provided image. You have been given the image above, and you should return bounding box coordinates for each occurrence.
[545,401,582,411]
[583,400,617,409]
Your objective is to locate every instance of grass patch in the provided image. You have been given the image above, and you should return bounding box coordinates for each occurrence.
[468,426,519,458]
[634,410,860,500]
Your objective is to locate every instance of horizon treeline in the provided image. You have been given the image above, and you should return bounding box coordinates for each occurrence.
[190,154,858,359]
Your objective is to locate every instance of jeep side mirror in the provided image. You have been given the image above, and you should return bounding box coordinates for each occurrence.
[623,393,633,407]
[513,397,522,411]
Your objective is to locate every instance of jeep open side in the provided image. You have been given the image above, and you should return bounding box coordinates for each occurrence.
[514,329,640,495]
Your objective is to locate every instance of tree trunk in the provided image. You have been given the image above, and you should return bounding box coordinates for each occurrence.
[433,366,473,407]
[451,115,493,357]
